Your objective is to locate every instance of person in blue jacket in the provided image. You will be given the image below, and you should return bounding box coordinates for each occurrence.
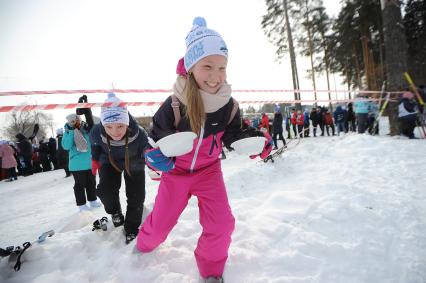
[333,105,346,136]
[354,93,371,133]
[62,96,101,212]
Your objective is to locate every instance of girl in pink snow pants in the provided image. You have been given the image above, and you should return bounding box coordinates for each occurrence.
[138,16,272,282]
[138,161,235,278]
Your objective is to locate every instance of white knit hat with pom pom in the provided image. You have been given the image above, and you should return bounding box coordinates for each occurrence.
[100,93,129,126]
[184,17,228,72]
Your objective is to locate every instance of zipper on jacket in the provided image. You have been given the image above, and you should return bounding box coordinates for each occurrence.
[209,134,218,155]
[190,127,204,173]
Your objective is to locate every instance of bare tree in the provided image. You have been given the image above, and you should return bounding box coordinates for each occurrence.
[3,111,54,140]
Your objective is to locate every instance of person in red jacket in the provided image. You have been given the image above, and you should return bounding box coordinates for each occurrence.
[260,113,270,134]
[292,110,305,138]
[323,109,335,136]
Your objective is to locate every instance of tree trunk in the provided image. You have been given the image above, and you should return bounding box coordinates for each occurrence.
[381,0,408,135]
[304,0,317,105]
[283,0,301,110]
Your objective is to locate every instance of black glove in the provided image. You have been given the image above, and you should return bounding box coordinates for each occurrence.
[76,95,89,115]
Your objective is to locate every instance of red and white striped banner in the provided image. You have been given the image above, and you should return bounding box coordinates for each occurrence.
[0,98,389,113]
[0,88,403,97]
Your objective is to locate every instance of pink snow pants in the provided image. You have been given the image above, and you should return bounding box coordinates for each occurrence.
[137,161,235,278]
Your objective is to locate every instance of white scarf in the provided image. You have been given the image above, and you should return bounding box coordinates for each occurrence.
[173,76,232,113]
[74,128,88,152]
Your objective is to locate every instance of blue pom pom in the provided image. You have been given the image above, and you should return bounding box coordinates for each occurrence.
[193,17,206,27]
[107,92,116,98]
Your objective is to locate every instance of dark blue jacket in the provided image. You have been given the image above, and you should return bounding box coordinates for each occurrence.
[334,106,345,123]
[90,114,148,175]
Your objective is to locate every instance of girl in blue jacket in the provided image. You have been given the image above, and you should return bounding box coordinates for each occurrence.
[62,98,101,212]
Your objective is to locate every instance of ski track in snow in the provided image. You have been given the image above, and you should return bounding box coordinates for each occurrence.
[1,133,426,283]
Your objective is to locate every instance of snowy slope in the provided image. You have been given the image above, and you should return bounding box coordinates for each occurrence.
[1,133,426,283]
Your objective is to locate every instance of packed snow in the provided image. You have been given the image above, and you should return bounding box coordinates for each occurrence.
[1,127,426,282]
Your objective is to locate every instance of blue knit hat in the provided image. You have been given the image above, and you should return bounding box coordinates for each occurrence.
[184,17,228,72]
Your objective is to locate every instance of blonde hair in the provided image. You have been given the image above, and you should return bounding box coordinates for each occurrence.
[184,73,205,136]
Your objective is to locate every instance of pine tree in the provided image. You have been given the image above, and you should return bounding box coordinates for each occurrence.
[382,0,408,135]
[404,0,426,85]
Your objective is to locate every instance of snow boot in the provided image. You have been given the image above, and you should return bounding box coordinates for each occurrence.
[89,200,101,208]
[111,212,124,227]
[123,229,138,244]
[78,204,90,212]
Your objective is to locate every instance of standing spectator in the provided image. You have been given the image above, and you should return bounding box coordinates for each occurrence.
[251,116,260,128]
[272,107,286,149]
[294,110,304,138]
[310,107,320,137]
[48,137,58,170]
[62,96,100,212]
[15,133,33,176]
[319,107,326,136]
[260,112,270,134]
[303,109,310,137]
[0,141,18,182]
[398,91,418,139]
[354,93,371,133]
[285,111,292,139]
[38,138,52,172]
[333,106,346,136]
[56,128,71,177]
[346,102,356,132]
[367,101,379,135]
[324,109,335,136]
[290,108,298,137]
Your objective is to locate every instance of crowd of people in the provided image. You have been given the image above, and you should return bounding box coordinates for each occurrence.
[246,89,425,146]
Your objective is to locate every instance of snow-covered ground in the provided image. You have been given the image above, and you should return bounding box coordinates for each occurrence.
[1,127,426,282]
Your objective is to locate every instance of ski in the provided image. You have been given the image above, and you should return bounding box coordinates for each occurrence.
[370,81,387,136]
[92,216,109,231]
[7,230,54,271]
[262,137,300,163]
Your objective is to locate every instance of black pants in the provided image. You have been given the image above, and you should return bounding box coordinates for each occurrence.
[7,167,17,180]
[97,164,146,234]
[399,119,416,139]
[23,158,33,176]
[272,132,286,148]
[71,170,97,206]
[357,113,368,134]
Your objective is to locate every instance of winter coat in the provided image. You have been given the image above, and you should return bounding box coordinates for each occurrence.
[61,124,92,171]
[398,98,418,122]
[303,111,310,126]
[310,110,321,126]
[333,106,345,123]
[48,137,57,156]
[324,112,334,125]
[354,98,371,114]
[260,115,270,132]
[56,135,69,167]
[151,95,263,173]
[90,114,148,175]
[15,134,33,160]
[347,103,356,122]
[292,112,304,126]
[0,144,17,168]
[272,113,283,134]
